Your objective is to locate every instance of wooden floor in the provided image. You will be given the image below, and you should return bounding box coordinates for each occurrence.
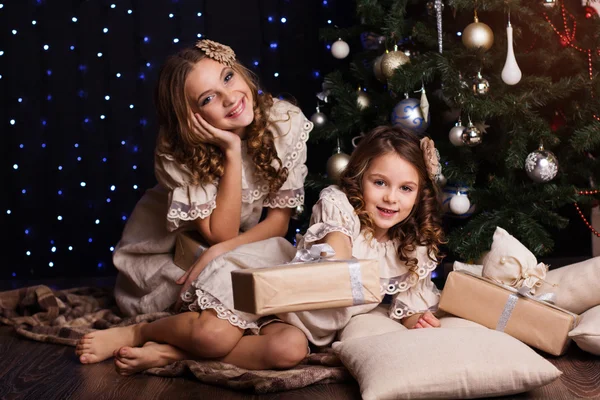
[1,325,599,399]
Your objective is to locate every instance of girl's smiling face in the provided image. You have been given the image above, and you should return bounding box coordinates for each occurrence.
[361,152,420,241]
[185,58,254,138]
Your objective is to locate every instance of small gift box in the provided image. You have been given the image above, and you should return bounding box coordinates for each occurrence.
[439,270,580,356]
[173,231,207,271]
[231,251,382,316]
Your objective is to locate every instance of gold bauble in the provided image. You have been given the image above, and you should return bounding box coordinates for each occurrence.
[381,50,410,80]
[462,17,494,51]
[373,55,385,82]
[326,151,351,182]
[357,91,370,109]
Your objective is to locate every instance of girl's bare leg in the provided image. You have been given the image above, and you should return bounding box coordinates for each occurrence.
[76,309,243,364]
[220,322,309,370]
[112,321,308,374]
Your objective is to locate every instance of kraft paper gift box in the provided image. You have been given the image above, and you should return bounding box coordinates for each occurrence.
[439,270,580,356]
[173,231,207,271]
[231,259,382,316]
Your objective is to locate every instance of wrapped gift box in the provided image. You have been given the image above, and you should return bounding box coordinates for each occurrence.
[231,259,382,316]
[439,270,580,356]
[173,231,207,271]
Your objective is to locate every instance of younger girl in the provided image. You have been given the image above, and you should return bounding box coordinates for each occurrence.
[75,40,312,369]
[77,126,443,374]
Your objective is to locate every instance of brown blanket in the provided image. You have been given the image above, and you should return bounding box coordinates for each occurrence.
[0,285,350,393]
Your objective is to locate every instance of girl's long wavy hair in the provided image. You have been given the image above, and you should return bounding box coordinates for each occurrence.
[154,47,287,193]
[339,126,445,270]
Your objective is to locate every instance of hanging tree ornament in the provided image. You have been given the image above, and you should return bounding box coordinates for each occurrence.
[357,87,371,109]
[326,138,351,182]
[472,71,490,95]
[373,54,386,82]
[390,93,430,136]
[449,117,466,146]
[525,143,559,183]
[501,12,522,85]
[331,38,350,59]
[435,0,444,54]
[542,0,557,7]
[462,9,494,51]
[310,104,327,128]
[461,117,483,146]
[449,191,472,215]
[381,45,411,80]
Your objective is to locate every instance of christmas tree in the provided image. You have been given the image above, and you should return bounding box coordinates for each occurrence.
[305,0,600,261]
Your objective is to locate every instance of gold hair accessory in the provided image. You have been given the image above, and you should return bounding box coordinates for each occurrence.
[420,137,441,181]
[195,39,236,67]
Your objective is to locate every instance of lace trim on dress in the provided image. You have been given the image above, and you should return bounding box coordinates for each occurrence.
[167,199,217,230]
[240,118,311,204]
[180,287,258,330]
[264,188,305,208]
[380,259,438,295]
[303,224,354,245]
[389,293,440,320]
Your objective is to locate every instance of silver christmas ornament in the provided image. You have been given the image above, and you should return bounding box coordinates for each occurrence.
[390,95,430,136]
[449,119,466,147]
[525,144,559,183]
[461,120,483,146]
[310,106,327,128]
[472,71,490,95]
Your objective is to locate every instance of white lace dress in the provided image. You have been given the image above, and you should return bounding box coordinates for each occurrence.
[113,99,312,316]
[180,185,440,346]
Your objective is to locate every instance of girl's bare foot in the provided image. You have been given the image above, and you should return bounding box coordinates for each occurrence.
[75,324,144,364]
[114,342,189,375]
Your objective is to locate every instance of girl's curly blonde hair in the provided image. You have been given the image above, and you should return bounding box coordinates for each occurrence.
[339,126,445,270]
[154,46,287,194]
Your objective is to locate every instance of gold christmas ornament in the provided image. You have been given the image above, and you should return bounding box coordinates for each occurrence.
[472,71,490,95]
[357,89,371,109]
[381,45,410,80]
[462,12,494,51]
[326,139,351,182]
[373,55,385,82]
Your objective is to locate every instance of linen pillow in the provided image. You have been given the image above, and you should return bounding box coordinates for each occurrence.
[539,257,600,314]
[333,328,561,400]
[568,305,600,355]
[337,305,406,341]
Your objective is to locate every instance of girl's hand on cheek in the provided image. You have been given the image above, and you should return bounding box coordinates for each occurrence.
[191,113,241,153]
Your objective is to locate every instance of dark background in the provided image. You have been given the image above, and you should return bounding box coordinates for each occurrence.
[0,0,592,282]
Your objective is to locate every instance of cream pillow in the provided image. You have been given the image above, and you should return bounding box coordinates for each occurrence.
[539,257,600,314]
[333,328,561,400]
[568,305,600,355]
[337,305,406,342]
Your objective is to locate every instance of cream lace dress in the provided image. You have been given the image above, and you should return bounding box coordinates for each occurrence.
[113,99,312,316]
[180,185,440,346]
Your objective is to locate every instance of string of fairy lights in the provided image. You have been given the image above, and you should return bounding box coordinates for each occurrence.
[1,0,338,279]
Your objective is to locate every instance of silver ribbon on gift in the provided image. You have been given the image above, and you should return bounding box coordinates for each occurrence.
[289,244,365,306]
[496,285,558,332]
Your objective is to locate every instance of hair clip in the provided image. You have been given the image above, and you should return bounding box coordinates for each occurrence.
[195,39,236,67]
[420,137,441,182]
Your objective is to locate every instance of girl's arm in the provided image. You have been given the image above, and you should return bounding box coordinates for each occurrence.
[194,144,242,245]
[317,231,353,260]
[189,113,243,244]
[176,206,292,298]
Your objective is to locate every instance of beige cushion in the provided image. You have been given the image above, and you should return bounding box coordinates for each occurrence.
[569,305,600,355]
[539,257,600,314]
[333,328,561,400]
[337,305,406,341]
[439,316,486,329]
[481,227,548,290]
